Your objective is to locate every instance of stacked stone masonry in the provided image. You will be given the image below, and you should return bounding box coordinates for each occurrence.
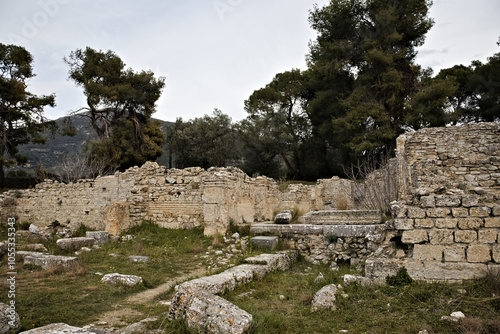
[368,122,500,281]
[1,122,499,282]
[0,163,355,236]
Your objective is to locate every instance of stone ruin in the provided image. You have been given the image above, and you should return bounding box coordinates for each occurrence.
[0,122,499,282]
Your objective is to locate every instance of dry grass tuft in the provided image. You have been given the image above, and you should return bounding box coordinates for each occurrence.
[67,262,87,277]
[460,317,483,334]
[211,233,224,248]
[336,196,349,210]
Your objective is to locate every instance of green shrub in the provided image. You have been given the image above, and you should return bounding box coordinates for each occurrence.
[385,267,414,287]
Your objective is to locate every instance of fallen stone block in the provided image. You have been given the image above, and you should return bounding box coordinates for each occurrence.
[101,273,143,287]
[28,224,39,234]
[0,302,20,334]
[56,237,95,251]
[275,210,292,224]
[311,284,338,312]
[179,273,237,295]
[168,287,252,334]
[120,316,159,334]
[251,236,278,250]
[128,256,149,263]
[244,251,297,272]
[86,231,109,245]
[23,253,79,271]
[19,323,110,333]
[343,274,373,286]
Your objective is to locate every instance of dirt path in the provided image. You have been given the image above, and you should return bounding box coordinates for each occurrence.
[93,267,207,331]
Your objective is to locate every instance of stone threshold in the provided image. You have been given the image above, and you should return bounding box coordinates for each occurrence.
[168,251,298,334]
[250,223,387,238]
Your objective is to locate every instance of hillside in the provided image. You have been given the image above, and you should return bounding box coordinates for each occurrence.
[16,115,173,173]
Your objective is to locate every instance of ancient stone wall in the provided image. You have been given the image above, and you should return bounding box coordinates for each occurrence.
[368,122,500,281]
[0,163,355,236]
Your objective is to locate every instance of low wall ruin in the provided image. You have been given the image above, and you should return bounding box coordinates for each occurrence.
[0,164,355,236]
[368,122,500,281]
[1,122,499,281]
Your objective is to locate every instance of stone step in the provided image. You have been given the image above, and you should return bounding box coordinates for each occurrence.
[17,251,79,271]
[251,236,279,250]
[298,210,382,225]
[250,223,385,238]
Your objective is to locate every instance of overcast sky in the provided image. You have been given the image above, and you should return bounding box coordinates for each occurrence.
[1,0,499,123]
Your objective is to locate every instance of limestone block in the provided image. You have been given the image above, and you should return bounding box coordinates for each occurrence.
[394,218,414,230]
[0,302,20,334]
[485,217,500,228]
[401,230,428,244]
[323,225,382,238]
[408,208,426,219]
[420,196,435,208]
[493,244,500,263]
[493,206,500,217]
[462,195,479,208]
[181,274,237,295]
[168,287,252,334]
[426,208,450,218]
[105,202,132,236]
[56,237,95,251]
[470,207,491,218]
[19,323,103,333]
[23,254,79,271]
[444,245,467,262]
[414,218,434,228]
[422,262,488,281]
[343,274,373,286]
[435,218,458,229]
[454,230,477,243]
[364,259,424,281]
[244,251,297,272]
[435,196,461,207]
[413,245,443,261]
[85,231,109,245]
[478,229,498,243]
[129,256,149,263]
[250,223,323,236]
[101,273,143,287]
[467,245,491,263]
[391,202,408,217]
[452,207,469,218]
[311,284,337,312]
[428,229,454,245]
[251,236,279,250]
[458,218,483,230]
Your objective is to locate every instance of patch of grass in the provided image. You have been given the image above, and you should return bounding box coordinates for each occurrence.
[211,232,225,248]
[229,218,251,237]
[0,222,215,330]
[223,260,499,334]
[72,224,96,238]
[385,266,414,287]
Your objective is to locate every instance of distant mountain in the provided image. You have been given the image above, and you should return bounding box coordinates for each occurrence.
[16,115,173,172]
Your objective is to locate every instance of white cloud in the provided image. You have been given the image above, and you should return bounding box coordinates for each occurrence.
[1,0,498,122]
